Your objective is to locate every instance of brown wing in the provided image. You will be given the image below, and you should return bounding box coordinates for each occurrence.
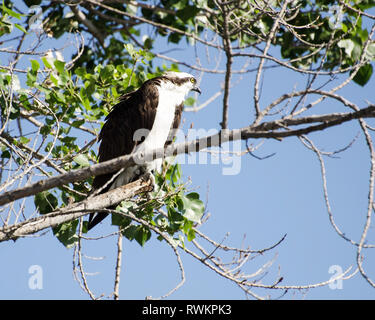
[92,79,160,192]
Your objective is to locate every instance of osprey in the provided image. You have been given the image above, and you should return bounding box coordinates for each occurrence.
[88,71,201,230]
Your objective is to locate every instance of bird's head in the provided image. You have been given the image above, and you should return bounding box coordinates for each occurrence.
[161,71,202,95]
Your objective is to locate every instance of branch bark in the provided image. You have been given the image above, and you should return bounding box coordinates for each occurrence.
[0,178,152,242]
[1,105,375,207]
[70,5,106,47]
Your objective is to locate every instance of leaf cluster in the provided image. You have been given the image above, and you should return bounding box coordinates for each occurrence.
[112,161,205,247]
[18,1,375,85]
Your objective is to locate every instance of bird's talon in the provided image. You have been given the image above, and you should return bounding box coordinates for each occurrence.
[141,172,156,191]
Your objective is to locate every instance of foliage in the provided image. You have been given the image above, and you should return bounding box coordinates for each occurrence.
[1,0,375,299]
[0,0,372,247]
[19,0,375,85]
[11,42,188,247]
[0,0,373,243]
[112,161,205,247]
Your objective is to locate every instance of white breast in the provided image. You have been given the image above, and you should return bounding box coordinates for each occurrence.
[135,82,186,167]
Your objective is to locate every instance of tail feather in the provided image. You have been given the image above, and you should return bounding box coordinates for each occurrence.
[88,212,109,230]
[87,167,153,231]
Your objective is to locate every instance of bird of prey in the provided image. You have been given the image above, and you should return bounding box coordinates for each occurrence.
[88,71,201,230]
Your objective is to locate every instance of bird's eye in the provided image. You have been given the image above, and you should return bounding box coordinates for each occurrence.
[190,77,196,84]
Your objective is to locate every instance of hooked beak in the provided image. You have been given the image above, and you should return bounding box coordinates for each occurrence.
[192,86,202,95]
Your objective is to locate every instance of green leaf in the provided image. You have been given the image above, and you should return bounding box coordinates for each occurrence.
[134,225,151,246]
[0,19,12,36]
[54,91,66,103]
[1,150,10,159]
[154,214,168,228]
[176,5,200,22]
[19,136,30,144]
[338,39,354,57]
[143,51,154,61]
[184,96,195,106]
[73,154,90,167]
[353,64,373,86]
[49,74,58,86]
[185,192,200,201]
[82,221,89,234]
[100,64,115,81]
[112,213,132,229]
[366,43,375,60]
[351,41,362,61]
[124,43,136,59]
[75,67,86,78]
[26,69,37,86]
[2,5,22,19]
[52,219,79,248]
[182,218,193,235]
[165,163,181,185]
[30,59,40,72]
[40,125,51,136]
[34,191,58,215]
[41,57,52,69]
[54,60,66,74]
[122,225,138,240]
[111,86,119,98]
[187,228,196,241]
[71,119,85,128]
[14,23,27,34]
[180,192,205,223]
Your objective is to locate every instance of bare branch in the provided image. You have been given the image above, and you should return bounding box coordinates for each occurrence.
[0,178,152,242]
[113,229,123,300]
[2,105,375,207]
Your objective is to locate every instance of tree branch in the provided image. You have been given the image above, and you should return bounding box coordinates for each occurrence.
[0,178,152,242]
[1,105,375,207]
[70,5,106,47]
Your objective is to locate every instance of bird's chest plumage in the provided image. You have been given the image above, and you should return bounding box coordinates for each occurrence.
[139,84,184,152]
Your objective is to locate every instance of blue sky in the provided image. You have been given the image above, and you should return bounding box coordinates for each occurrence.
[1,1,375,299]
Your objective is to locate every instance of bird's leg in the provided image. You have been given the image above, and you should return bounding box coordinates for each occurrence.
[138,169,156,203]
[138,166,156,192]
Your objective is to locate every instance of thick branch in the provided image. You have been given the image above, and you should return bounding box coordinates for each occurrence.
[1,106,375,207]
[70,5,106,47]
[0,178,152,242]
[216,0,233,129]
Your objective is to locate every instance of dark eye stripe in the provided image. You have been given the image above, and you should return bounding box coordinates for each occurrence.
[158,76,196,86]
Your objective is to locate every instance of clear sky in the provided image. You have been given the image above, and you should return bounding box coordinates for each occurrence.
[1,1,375,300]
